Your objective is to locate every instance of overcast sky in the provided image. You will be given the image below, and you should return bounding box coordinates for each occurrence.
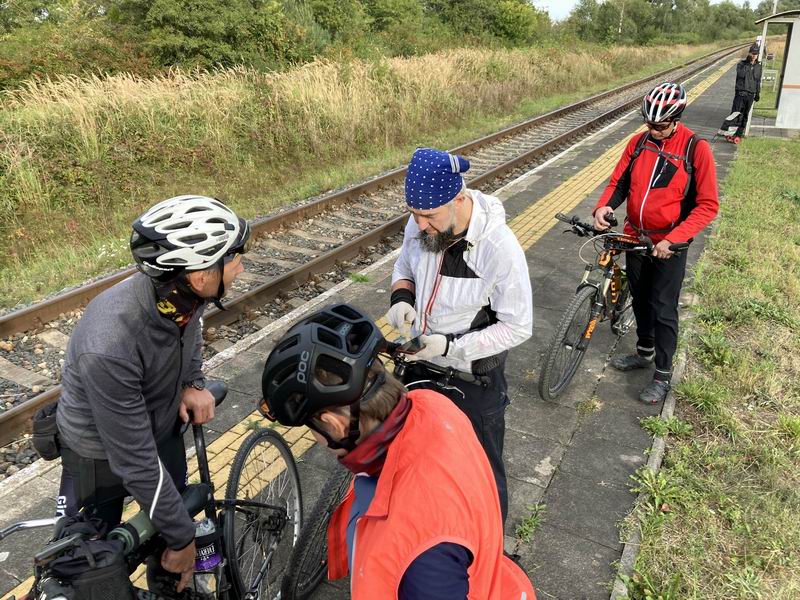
[536,0,749,22]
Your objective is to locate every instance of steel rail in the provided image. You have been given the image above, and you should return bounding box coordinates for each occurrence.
[0,45,745,447]
[205,43,743,329]
[0,42,742,339]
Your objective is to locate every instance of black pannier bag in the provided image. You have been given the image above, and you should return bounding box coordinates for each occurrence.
[38,513,135,600]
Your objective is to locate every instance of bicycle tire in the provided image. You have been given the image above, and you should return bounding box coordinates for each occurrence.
[281,466,353,600]
[223,428,303,600]
[538,286,599,401]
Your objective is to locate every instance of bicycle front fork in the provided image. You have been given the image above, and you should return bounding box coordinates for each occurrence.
[578,280,611,351]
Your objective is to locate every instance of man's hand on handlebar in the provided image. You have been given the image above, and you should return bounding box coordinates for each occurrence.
[162,540,196,592]
[180,387,215,425]
[653,239,676,259]
[593,206,615,230]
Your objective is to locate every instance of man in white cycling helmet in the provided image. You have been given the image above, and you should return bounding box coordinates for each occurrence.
[55,195,250,592]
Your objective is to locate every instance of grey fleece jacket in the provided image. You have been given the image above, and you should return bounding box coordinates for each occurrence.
[57,273,204,549]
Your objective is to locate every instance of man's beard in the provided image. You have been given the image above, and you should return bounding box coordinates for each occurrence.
[416,226,461,253]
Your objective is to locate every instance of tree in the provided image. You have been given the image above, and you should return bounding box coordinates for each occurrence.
[423,0,548,42]
[756,0,800,17]
[491,0,549,43]
[363,0,423,31]
[566,0,600,41]
[0,0,57,32]
[109,0,320,68]
[565,0,757,44]
[310,0,370,41]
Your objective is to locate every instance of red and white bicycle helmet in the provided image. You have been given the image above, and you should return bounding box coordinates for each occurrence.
[642,82,687,123]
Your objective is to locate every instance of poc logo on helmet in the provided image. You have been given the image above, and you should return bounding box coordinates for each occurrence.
[297,350,310,383]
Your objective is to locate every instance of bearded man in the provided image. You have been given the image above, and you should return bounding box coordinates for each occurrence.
[385,147,533,522]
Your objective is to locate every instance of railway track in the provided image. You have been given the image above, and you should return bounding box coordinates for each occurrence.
[0,44,743,459]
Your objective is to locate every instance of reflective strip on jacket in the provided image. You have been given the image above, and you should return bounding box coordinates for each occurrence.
[326,388,536,599]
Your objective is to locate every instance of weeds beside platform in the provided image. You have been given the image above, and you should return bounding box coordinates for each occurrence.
[625,138,800,599]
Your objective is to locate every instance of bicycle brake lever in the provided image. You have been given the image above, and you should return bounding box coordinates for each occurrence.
[34,533,84,565]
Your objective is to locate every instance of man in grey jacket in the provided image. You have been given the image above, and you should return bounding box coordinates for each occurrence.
[56,195,249,592]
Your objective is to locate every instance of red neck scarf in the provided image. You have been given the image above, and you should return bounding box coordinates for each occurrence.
[339,394,411,477]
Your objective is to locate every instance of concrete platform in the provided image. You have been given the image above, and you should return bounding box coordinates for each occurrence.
[1,53,742,600]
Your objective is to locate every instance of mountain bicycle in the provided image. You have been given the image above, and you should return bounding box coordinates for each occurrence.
[537,213,688,401]
[0,380,302,600]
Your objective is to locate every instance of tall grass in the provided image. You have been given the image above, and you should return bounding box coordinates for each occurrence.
[0,43,716,307]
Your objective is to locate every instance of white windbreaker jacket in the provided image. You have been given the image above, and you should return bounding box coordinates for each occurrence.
[392,190,533,373]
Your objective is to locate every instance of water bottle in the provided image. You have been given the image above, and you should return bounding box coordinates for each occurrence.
[190,517,221,594]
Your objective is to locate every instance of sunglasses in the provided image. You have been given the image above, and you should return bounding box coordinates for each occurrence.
[644,120,675,132]
[223,230,253,263]
[258,397,276,421]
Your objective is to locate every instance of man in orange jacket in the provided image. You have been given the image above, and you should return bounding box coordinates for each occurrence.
[593,82,719,404]
[260,303,535,599]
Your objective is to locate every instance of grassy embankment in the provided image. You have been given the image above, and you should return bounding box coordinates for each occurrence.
[625,138,800,599]
[1,43,725,308]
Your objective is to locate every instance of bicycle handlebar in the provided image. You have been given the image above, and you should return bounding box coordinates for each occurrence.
[554,213,689,254]
[0,518,58,542]
[383,341,451,377]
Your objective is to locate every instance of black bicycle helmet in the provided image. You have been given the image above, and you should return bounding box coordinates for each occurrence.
[260,303,386,449]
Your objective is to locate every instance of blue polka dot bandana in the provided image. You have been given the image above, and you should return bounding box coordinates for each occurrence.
[404,147,471,209]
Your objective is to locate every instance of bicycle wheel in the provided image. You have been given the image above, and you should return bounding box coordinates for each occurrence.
[281,466,354,600]
[610,281,635,337]
[538,286,600,401]
[223,428,303,600]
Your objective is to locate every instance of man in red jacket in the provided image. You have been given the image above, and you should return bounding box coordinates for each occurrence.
[259,303,536,599]
[593,82,719,404]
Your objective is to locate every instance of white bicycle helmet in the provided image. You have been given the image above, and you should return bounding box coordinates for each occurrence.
[642,82,687,123]
[131,195,250,283]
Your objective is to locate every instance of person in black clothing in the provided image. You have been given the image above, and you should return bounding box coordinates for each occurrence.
[731,44,762,137]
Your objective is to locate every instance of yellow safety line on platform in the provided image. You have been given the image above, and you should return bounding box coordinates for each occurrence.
[2,58,735,600]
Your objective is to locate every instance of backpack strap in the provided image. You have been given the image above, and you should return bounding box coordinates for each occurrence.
[632,131,650,160]
[684,134,697,175]
[618,131,650,185]
[678,134,704,225]
[682,134,699,200]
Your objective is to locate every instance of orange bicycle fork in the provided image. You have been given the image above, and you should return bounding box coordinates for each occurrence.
[576,251,616,350]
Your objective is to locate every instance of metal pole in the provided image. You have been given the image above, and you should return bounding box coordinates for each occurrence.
[745,0,778,136]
